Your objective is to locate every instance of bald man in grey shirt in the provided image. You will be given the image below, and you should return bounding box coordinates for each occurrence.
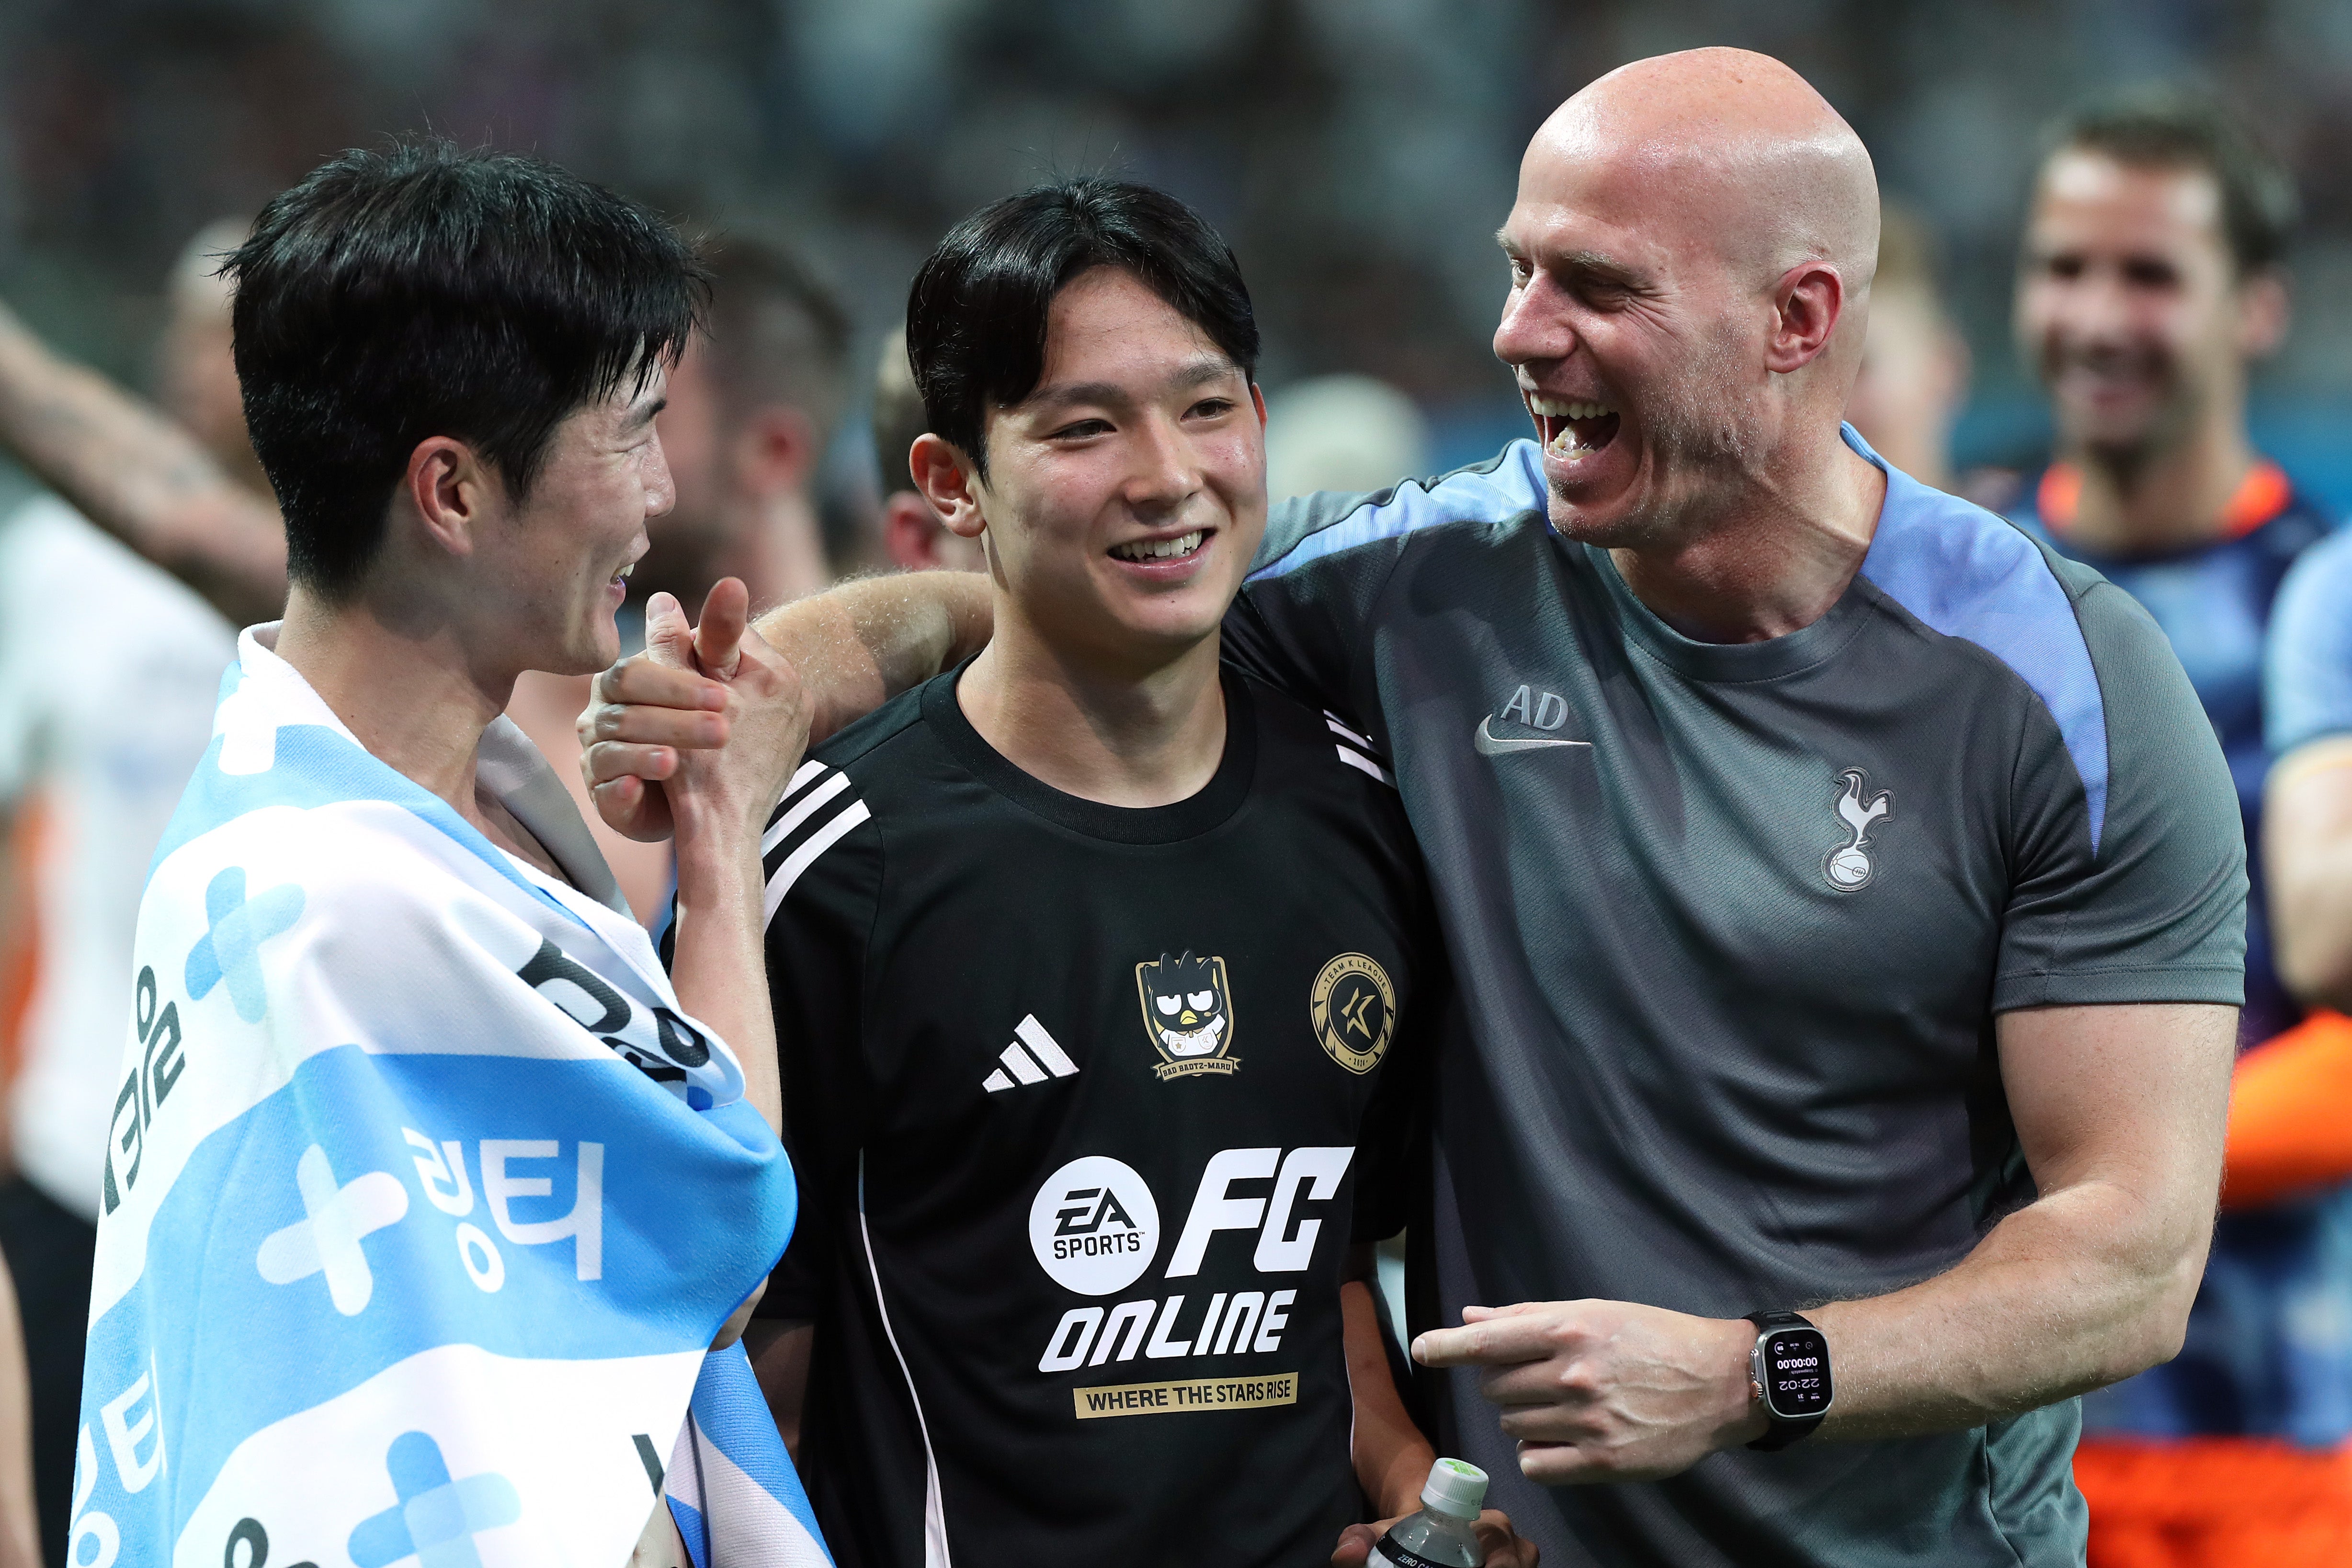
[581,47,2241,1568]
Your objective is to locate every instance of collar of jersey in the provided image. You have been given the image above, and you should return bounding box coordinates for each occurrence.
[1575,540,1875,685]
[920,657,1260,845]
[2036,456,2293,548]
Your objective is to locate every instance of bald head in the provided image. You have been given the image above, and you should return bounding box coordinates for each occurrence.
[1533,49,1878,291]
[1493,50,1889,558]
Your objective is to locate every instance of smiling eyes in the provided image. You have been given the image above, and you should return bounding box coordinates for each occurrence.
[2037,253,2184,290]
[1045,398,1237,443]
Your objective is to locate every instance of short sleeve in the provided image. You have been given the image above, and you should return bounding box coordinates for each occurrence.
[2267,527,2352,757]
[1225,441,1549,712]
[1993,579,2248,1011]
[744,766,885,1323]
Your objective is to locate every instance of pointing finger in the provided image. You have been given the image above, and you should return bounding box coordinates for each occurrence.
[1412,1316,1559,1369]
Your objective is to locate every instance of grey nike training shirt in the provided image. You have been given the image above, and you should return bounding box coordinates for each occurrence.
[1219,425,2246,1568]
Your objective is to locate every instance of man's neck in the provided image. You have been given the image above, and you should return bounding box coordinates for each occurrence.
[956,614,1226,810]
[272,587,510,824]
[1610,436,1888,645]
[2057,403,2257,555]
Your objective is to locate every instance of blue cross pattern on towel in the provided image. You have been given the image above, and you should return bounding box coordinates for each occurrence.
[185,865,305,1023]
[349,1431,522,1568]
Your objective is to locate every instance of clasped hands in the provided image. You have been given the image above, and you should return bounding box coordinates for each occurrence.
[576,579,808,848]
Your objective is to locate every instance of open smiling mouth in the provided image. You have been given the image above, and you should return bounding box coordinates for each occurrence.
[1108,529,1207,564]
[1528,394,1621,459]
[610,561,636,590]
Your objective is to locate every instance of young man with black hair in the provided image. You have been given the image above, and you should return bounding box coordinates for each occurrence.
[73,140,818,1566]
[726,179,1530,1566]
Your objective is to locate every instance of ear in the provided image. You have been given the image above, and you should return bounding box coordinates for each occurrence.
[2237,268,2290,361]
[401,436,498,559]
[882,491,949,570]
[1765,261,1849,375]
[727,404,823,500]
[911,432,989,541]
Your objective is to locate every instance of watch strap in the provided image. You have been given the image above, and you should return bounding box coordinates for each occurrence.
[1745,1310,1826,1452]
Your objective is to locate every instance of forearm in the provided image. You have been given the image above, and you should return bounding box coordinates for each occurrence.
[1810,1175,2209,1440]
[0,1254,32,1568]
[1343,1261,1432,1515]
[666,829,781,1136]
[0,307,285,624]
[753,571,992,743]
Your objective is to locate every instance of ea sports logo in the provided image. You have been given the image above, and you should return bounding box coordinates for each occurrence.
[1029,1156,1159,1296]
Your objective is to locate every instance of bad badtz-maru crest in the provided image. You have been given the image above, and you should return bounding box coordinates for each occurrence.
[1135,951,1239,1080]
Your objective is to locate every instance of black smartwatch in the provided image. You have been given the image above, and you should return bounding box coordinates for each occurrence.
[1745,1310,1833,1451]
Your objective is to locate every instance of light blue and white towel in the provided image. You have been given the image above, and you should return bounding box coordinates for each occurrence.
[71,625,829,1568]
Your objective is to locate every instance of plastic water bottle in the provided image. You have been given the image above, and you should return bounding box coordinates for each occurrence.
[1369,1457,1488,1567]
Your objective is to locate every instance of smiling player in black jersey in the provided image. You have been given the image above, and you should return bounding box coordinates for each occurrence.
[727,183,1533,1567]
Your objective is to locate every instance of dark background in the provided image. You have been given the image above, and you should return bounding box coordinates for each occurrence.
[5,0,2352,501]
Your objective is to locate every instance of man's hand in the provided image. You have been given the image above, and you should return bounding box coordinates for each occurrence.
[655,579,810,849]
[1331,1510,1537,1567]
[1411,1300,1761,1484]
[578,584,807,842]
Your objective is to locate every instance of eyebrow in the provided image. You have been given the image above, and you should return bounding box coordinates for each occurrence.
[1496,231,1644,288]
[1026,354,1241,411]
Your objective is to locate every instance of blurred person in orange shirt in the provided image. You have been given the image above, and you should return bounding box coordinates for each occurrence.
[1842,205,1970,492]
[872,326,986,573]
[1990,89,2350,1568]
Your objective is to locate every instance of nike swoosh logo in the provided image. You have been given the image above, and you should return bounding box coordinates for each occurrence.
[1474,716,1594,756]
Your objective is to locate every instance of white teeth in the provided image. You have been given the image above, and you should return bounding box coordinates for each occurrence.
[614,562,635,582]
[1528,395,1617,420]
[1111,530,1205,563]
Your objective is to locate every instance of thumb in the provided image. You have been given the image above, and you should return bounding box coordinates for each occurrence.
[695,577,750,680]
[1329,1523,1379,1566]
[644,591,692,670]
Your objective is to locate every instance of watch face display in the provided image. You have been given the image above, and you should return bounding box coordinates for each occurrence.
[1762,1328,1832,1417]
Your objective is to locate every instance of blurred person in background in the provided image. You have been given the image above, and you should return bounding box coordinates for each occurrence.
[1996,89,2348,1567]
[1262,374,1432,502]
[0,219,251,1568]
[1841,205,1968,491]
[871,325,985,572]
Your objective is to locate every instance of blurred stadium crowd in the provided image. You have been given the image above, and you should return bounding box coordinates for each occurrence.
[6,1,2352,1565]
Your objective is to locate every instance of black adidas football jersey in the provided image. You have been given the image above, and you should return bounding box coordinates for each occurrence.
[753,659,1440,1567]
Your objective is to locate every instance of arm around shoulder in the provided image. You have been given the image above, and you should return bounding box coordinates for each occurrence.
[752,571,993,744]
